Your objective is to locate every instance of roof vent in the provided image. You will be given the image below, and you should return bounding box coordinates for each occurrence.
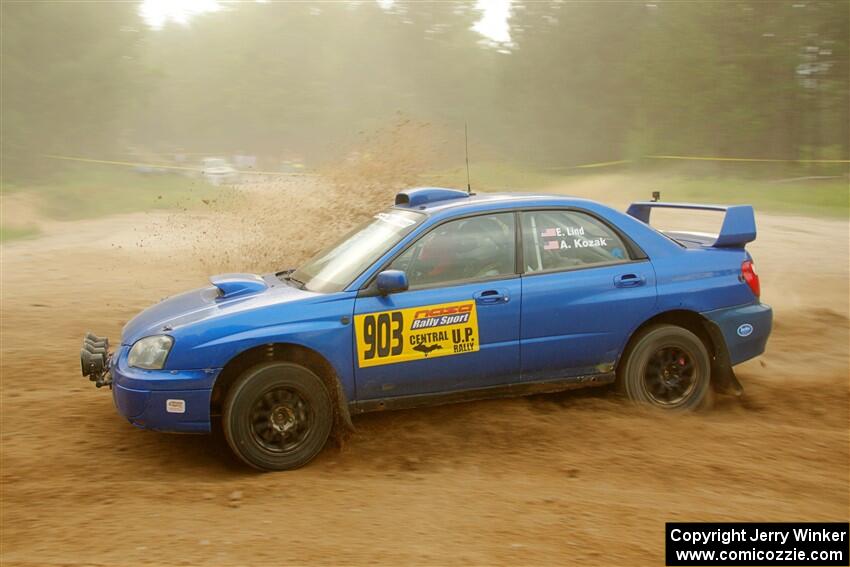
[395,187,469,208]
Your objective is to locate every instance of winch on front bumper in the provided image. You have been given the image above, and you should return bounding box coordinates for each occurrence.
[80,332,113,388]
[80,332,218,432]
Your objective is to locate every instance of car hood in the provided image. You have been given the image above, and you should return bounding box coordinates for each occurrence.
[121,273,311,345]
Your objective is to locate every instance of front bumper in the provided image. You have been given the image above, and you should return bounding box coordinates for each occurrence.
[702,301,773,365]
[81,337,221,433]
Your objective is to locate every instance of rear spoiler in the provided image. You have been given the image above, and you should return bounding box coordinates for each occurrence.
[626,202,756,248]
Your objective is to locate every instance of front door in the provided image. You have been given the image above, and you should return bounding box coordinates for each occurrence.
[353,212,521,400]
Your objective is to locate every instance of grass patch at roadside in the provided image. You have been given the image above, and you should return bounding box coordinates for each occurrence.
[3,166,219,222]
[2,165,223,242]
[423,162,567,191]
[424,162,849,218]
[626,175,849,218]
[0,225,40,243]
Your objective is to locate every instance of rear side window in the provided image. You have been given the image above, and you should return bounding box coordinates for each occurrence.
[521,210,630,273]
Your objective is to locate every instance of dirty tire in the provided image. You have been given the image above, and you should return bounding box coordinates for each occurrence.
[223,362,333,471]
[620,324,712,410]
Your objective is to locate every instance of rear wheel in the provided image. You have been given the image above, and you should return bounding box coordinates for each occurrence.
[620,324,711,410]
[223,362,333,471]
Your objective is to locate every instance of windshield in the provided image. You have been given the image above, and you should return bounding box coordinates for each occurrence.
[290,209,424,293]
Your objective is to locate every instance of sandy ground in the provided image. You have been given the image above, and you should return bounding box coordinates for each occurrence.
[1,175,848,566]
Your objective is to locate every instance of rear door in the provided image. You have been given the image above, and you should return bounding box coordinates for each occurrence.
[519,209,657,381]
[353,212,521,400]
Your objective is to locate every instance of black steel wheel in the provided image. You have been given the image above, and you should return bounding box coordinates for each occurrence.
[643,346,698,406]
[249,386,313,454]
[619,324,711,410]
[223,362,333,471]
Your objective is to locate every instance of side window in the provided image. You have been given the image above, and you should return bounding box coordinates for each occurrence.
[522,210,630,273]
[389,213,516,288]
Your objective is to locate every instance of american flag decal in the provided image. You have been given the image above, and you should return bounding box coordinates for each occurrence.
[544,240,560,250]
[540,228,558,237]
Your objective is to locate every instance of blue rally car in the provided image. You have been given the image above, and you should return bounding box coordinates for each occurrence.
[81,188,772,470]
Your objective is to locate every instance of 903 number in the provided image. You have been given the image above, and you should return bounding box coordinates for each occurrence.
[362,312,404,360]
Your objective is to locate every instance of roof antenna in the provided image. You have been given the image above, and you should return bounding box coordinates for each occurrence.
[464,121,473,195]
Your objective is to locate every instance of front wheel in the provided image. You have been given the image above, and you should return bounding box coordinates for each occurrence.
[223,362,333,471]
[619,324,712,410]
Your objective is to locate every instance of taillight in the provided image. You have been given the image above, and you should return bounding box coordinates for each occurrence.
[742,260,760,298]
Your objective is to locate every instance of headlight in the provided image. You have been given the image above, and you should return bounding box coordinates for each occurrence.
[128,335,173,370]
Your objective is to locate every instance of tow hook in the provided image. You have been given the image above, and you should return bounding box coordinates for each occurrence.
[80,332,113,389]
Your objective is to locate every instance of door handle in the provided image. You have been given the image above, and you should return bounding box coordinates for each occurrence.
[474,289,509,304]
[614,274,646,288]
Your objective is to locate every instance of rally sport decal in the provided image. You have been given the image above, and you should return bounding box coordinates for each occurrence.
[354,300,480,368]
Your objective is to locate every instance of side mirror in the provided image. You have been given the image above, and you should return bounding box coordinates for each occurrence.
[376,270,408,295]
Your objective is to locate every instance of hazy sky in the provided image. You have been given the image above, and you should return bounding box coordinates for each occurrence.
[138,0,514,46]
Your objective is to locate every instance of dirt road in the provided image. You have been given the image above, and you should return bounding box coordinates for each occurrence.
[1,177,848,566]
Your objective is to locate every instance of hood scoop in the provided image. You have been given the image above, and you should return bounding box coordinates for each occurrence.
[209,273,268,299]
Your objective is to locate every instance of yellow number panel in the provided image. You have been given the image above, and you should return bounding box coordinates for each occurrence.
[354,300,480,368]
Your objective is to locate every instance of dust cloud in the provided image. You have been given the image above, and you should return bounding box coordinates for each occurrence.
[137,119,439,274]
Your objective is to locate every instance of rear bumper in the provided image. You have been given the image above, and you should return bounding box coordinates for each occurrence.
[110,346,220,433]
[702,302,773,365]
